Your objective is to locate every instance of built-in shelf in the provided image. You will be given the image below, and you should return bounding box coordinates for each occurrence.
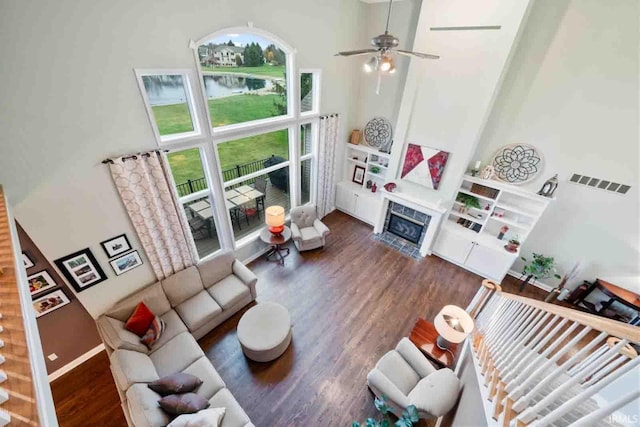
[347,158,367,167]
[495,202,537,218]
[450,211,486,224]
[488,215,531,229]
[458,189,496,203]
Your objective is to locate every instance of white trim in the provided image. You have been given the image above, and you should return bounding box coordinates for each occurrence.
[48,344,105,383]
[224,161,291,187]
[193,26,297,56]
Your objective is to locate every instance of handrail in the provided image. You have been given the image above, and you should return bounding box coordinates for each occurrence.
[0,186,58,426]
[499,292,640,343]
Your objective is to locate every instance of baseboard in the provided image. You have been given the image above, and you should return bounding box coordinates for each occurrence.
[507,269,554,292]
[241,247,271,265]
[48,343,105,383]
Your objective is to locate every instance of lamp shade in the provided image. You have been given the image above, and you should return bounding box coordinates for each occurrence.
[434,305,474,344]
[265,205,285,228]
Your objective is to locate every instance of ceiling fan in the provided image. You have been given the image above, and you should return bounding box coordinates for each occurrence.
[335,0,439,93]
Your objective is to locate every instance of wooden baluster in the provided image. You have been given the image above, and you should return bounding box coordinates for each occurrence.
[492,307,539,370]
[496,311,546,373]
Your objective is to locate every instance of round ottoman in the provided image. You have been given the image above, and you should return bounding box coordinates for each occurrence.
[237,302,291,362]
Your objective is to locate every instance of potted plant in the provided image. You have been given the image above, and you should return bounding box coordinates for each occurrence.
[456,193,481,214]
[505,236,520,253]
[353,396,419,427]
[519,253,562,292]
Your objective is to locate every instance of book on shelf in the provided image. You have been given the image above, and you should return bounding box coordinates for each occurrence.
[470,183,499,199]
[456,218,482,232]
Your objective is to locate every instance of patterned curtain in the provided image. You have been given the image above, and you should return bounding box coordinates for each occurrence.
[108,151,197,280]
[317,114,339,218]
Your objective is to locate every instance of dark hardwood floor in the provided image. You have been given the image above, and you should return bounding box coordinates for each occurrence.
[51,211,547,426]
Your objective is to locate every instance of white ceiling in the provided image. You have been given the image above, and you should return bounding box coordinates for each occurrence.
[359,0,407,3]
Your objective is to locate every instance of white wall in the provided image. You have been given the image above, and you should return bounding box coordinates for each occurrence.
[473,0,640,292]
[355,0,422,129]
[0,0,367,317]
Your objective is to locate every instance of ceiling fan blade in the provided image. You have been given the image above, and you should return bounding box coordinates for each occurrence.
[334,49,379,57]
[395,49,440,60]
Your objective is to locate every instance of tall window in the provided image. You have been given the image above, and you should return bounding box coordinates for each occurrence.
[135,28,321,258]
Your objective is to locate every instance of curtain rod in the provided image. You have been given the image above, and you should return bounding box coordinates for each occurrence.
[320,113,339,119]
[102,149,169,164]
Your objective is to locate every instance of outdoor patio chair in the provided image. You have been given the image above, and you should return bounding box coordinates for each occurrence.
[188,217,211,240]
[254,178,267,212]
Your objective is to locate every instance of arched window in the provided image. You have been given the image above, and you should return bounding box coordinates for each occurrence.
[134,26,321,259]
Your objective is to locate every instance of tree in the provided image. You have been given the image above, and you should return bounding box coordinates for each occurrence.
[265,44,286,65]
[301,73,312,101]
[227,40,235,46]
[243,43,264,67]
[265,50,275,64]
[235,53,243,66]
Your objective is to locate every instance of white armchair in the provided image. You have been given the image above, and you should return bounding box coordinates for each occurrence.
[367,338,461,419]
[289,205,330,251]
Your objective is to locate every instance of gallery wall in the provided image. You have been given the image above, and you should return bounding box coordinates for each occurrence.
[16,223,101,373]
[0,0,368,317]
[473,0,640,292]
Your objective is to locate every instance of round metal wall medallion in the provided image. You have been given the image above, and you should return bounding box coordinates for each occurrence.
[363,117,392,148]
[491,143,543,184]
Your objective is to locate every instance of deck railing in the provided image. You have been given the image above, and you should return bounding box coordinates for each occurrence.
[466,280,640,427]
[0,186,58,426]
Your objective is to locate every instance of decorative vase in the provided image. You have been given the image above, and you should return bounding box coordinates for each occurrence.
[557,288,571,301]
[366,180,372,189]
[505,241,520,253]
[544,288,561,303]
[371,182,377,193]
[350,130,361,145]
[459,206,469,214]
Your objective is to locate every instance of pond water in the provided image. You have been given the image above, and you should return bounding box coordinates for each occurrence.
[142,74,277,106]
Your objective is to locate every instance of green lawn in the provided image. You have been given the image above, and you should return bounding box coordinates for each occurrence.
[201,64,285,79]
[164,94,289,185]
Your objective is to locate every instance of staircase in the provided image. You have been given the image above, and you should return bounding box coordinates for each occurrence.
[465,280,639,427]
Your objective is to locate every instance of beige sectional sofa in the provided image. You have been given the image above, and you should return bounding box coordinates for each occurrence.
[96,251,257,427]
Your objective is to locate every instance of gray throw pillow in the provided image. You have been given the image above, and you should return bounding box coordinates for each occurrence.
[149,373,203,396]
[159,393,210,415]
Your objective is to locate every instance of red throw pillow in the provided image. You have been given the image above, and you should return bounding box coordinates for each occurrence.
[125,302,156,337]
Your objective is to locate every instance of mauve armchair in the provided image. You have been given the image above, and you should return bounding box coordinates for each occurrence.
[289,205,330,251]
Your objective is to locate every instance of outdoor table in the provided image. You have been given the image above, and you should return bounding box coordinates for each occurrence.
[235,185,254,194]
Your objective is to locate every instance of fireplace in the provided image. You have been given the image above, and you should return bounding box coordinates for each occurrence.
[388,213,424,244]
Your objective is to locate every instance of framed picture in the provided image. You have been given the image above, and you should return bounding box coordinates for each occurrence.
[23,252,35,269]
[401,144,450,190]
[352,165,365,185]
[54,248,107,293]
[100,234,132,258]
[109,250,143,276]
[33,289,70,318]
[27,270,58,297]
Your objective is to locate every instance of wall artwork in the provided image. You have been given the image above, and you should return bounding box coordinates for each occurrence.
[352,166,365,185]
[27,270,57,297]
[100,233,132,258]
[54,248,107,293]
[33,289,71,318]
[491,143,543,184]
[401,144,450,190]
[23,252,35,269]
[109,250,143,276]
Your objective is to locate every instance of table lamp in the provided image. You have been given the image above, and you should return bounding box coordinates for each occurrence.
[265,205,285,235]
[434,305,474,350]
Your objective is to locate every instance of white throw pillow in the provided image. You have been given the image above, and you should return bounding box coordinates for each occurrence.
[167,407,225,427]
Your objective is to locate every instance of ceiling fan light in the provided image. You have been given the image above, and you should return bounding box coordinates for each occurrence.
[379,55,393,72]
[363,56,378,73]
[388,64,396,74]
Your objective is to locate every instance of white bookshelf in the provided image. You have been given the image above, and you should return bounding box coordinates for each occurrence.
[434,175,554,282]
[335,144,391,226]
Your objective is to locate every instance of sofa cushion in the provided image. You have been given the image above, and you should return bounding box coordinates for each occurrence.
[207,276,250,310]
[148,372,203,396]
[97,315,149,353]
[110,349,159,392]
[159,392,210,415]
[408,368,461,417]
[167,408,225,427]
[149,332,204,377]
[125,302,157,337]
[107,282,172,322]
[176,290,222,331]
[209,388,252,427]
[197,251,235,287]
[162,266,205,306]
[148,309,189,352]
[127,383,171,427]
[300,226,322,243]
[376,350,421,395]
[140,316,166,350]
[182,357,226,400]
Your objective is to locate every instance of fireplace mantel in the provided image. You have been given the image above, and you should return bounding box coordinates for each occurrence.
[374,189,446,257]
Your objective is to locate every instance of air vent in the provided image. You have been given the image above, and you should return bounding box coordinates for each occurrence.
[569,174,631,195]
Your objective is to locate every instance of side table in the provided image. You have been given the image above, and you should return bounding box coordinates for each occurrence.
[259,226,291,265]
[408,318,457,369]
